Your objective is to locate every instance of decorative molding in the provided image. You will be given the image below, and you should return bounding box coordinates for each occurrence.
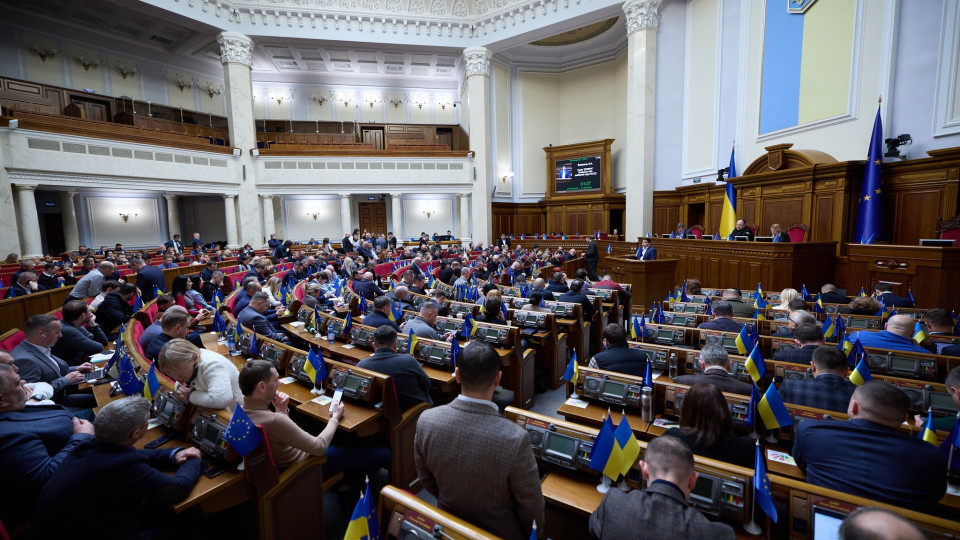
[933,0,960,137]
[217,31,254,67]
[463,46,490,77]
[6,169,239,194]
[622,0,663,35]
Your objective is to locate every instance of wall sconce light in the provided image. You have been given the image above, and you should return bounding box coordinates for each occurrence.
[117,208,140,223]
[173,74,193,92]
[74,54,101,71]
[306,212,321,221]
[364,94,384,108]
[270,91,292,105]
[411,96,428,110]
[308,91,333,106]
[501,172,514,183]
[27,44,59,62]
[437,96,453,110]
[338,95,355,108]
[114,63,140,79]
[386,92,407,109]
[422,210,435,219]
[204,83,223,99]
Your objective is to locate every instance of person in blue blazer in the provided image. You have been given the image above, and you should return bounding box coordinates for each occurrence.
[130,257,167,302]
[637,238,658,260]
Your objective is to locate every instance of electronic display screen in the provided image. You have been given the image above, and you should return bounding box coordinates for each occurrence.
[722,336,737,348]
[343,376,360,391]
[430,348,445,360]
[892,358,916,370]
[555,156,601,192]
[673,316,691,326]
[545,433,577,459]
[262,347,281,362]
[554,305,571,316]
[355,330,371,342]
[161,400,176,417]
[812,506,846,540]
[602,381,627,396]
[931,392,957,410]
[291,355,305,372]
[657,329,674,340]
[204,425,221,444]
[683,305,698,313]
[847,318,869,328]
[691,475,715,501]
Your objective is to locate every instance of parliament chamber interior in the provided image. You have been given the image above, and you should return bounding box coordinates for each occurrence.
[2,0,960,538]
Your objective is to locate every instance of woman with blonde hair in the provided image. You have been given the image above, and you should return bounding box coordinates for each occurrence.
[263,276,285,308]
[158,338,242,410]
[775,288,801,310]
[770,224,791,243]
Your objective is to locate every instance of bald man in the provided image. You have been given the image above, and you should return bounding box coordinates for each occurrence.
[848,314,930,354]
[838,507,925,540]
[352,271,385,298]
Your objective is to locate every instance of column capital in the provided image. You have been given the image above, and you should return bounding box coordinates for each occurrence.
[61,190,77,198]
[623,0,663,35]
[13,184,36,192]
[217,32,254,67]
[163,194,178,201]
[340,193,351,200]
[223,194,236,201]
[261,194,273,201]
[390,193,402,200]
[463,46,491,77]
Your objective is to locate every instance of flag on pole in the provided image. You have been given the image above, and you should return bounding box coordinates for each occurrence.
[304,346,327,385]
[919,410,938,445]
[745,344,767,385]
[801,284,812,302]
[588,413,622,481]
[143,362,160,401]
[614,415,641,476]
[563,351,579,385]
[754,443,778,523]
[758,384,794,430]
[849,357,872,386]
[735,326,755,355]
[822,315,836,340]
[224,405,263,458]
[854,105,885,244]
[450,337,461,366]
[117,351,142,396]
[719,145,738,239]
[913,321,927,344]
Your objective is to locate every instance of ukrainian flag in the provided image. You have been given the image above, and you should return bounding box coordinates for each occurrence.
[735,326,754,355]
[859,287,866,297]
[719,146,737,239]
[144,362,160,402]
[913,322,926,344]
[305,346,326,385]
[745,344,767,385]
[563,351,579,385]
[344,493,374,540]
[837,333,853,356]
[615,416,641,476]
[849,357,871,386]
[753,308,766,321]
[758,384,794,430]
[461,314,478,338]
[822,315,835,340]
[919,411,938,446]
[407,332,419,354]
[812,296,825,314]
[589,414,618,480]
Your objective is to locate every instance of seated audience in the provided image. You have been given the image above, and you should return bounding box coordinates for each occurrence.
[545,272,570,295]
[662,383,754,468]
[588,324,649,376]
[849,315,930,354]
[3,271,38,298]
[37,262,68,290]
[403,302,452,341]
[145,308,194,362]
[353,271,385,298]
[778,346,856,413]
[363,295,402,332]
[96,282,137,338]
[819,283,851,305]
[12,315,97,409]
[358,326,432,411]
[674,343,752,395]
[873,282,914,308]
[158,338,242,410]
[792,380,946,509]
[30,397,203,540]
[530,278,555,302]
[729,219,754,241]
[772,323,824,364]
[53,300,108,366]
[90,280,121,311]
[476,294,507,325]
[262,276,286,308]
[922,308,956,354]
[589,435,736,540]
[842,295,882,315]
[521,291,551,313]
[697,301,744,333]
[138,296,177,351]
[685,278,703,296]
[719,288,754,318]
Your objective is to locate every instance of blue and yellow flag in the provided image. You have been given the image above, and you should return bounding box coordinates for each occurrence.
[758,383,794,430]
[753,308,766,321]
[812,296,825,314]
[461,314,478,339]
[650,302,665,324]
[735,325,755,355]
[588,413,622,481]
[847,338,867,368]
[746,384,760,431]
[859,287,867,297]
[907,290,916,305]
[822,315,836,340]
[835,316,846,342]
[224,405,263,457]
[913,321,927,344]
[389,301,402,322]
[855,105,885,244]
[838,332,854,356]
[343,312,353,335]
[212,309,226,334]
[144,362,160,401]
[704,296,713,316]
[362,478,382,540]
[801,284,812,302]
[849,357,872,386]
[563,351,579,385]
[406,332,419,354]
[614,415,641,476]
[719,146,738,240]
[754,443,778,523]
[919,410,938,446]
[133,295,143,312]
[305,346,326,385]
[745,344,767,386]
[606,244,611,254]
[630,315,646,340]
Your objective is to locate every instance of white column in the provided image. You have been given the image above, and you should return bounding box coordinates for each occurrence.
[0,141,20,257]
[458,193,471,243]
[60,191,80,253]
[623,0,663,239]
[340,194,352,235]
[223,195,239,248]
[218,32,261,248]
[261,195,275,247]
[464,46,492,247]
[164,194,180,240]
[15,185,42,257]
[391,194,402,239]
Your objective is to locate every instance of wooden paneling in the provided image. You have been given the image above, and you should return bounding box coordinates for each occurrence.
[358,202,387,235]
[893,190,941,245]
[844,245,960,311]
[762,199,804,230]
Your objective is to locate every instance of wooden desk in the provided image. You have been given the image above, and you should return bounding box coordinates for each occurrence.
[601,257,678,313]
[557,401,650,437]
[541,469,604,516]
[843,244,960,312]
[295,399,385,438]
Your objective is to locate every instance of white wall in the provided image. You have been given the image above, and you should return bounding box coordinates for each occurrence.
[283,198,342,242]
[402,198,455,240]
[83,194,163,249]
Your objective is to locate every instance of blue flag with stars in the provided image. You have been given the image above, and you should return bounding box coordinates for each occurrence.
[754,443,778,522]
[117,350,142,396]
[450,337,461,366]
[224,405,263,457]
[854,105,884,243]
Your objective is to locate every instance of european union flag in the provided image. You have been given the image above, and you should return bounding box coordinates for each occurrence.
[801,284,812,302]
[144,362,160,401]
[563,351,579,385]
[614,415,641,476]
[758,384,793,430]
[704,296,713,316]
[500,301,509,320]
[920,409,938,446]
[450,337,461,366]
[133,295,143,313]
[305,346,326,385]
[643,360,653,388]
[939,414,960,470]
[104,335,122,373]
[249,330,259,356]
[746,383,760,431]
[224,405,263,457]
[847,338,867,368]
[754,443,778,523]
[650,302,665,324]
[343,312,352,336]
[212,309,226,334]
[745,344,767,386]
[117,351,142,396]
[854,105,885,243]
[363,478,382,540]
[835,316,846,342]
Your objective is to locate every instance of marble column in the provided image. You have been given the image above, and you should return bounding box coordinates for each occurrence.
[223,195,239,248]
[623,0,663,240]
[164,194,180,240]
[261,195,275,247]
[60,191,80,253]
[0,140,20,257]
[458,193,471,243]
[391,194,402,240]
[340,194,352,236]
[15,185,42,257]
[218,32,261,248]
[463,46,492,247]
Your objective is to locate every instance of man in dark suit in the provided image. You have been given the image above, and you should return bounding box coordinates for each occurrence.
[363,296,402,332]
[96,283,137,339]
[589,324,648,376]
[531,278,555,302]
[415,341,544,540]
[674,343,752,395]
[589,435,736,540]
[637,238,657,260]
[873,283,914,308]
[244,261,268,285]
[199,260,219,283]
[584,235,600,281]
[191,232,203,251]
[409,274,428,296]
[3,271,38,299]
[130,257,166,302]
[497,234,511,251]
[0,364,95,529]
[696,301,744,333]
[12,315,97,408]
[771,310,818,339]
[772,323,823,364]
[144,309,193,362]
[30,396,203,539]
[778,345,856,413]
[358,326,432,411]
[164,234,183,253]
[268,234,283,251]
[546,272,570,295]
[53,300,108,366]
[353,271,385,298]
[791,381,947,509]
[559,279,596,319]
[37,263,66,291]
[818,284,851,305]
[729,219,755,241]
[238,292,288,342]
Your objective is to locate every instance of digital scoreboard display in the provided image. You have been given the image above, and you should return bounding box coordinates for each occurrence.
[555,156,601,192]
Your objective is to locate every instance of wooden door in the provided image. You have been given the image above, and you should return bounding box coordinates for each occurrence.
[358,202,387,236]
[361,128,384,149]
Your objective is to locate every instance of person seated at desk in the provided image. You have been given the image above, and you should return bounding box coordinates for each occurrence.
[245,261,268,285]
[53,300,108,366]
[923,308,957,354]
[415,341,544,540]
[96,282,136,339]
[353,271,385,299]
[840,295,882,316]
[476,294,507,325]
[729,220,754,241]
[673,222,689,238]
[390,285,416,312]
[521,291,551,313]
[363,296,402,332]
[589,435,736,540]
[662,383,754,468]
[300,282,328,311]
[696,301,744,333]
[772,323,824,364]
[3,270,37,299]
[818,283,851,305]
[791,381,947,509]
[588,324,648,377]
[409,274,428,296]
[238,291,289,343]
[849,315,930,354]
[12,315,97,410]
[530,278,555,302]
[199,260,218,284]
[158,339,242,410]
[145,308,204,362]
[719,288,754,318]
[37,262,69,290]
[453,267,471,288]
[558,279,595,319]
[771,310,817,339]
[839,507,926,540]
[30,397,204,540]
[402,302,453,342]
[428,289,451,317]
[0,363,95,529]
[873,282,914,308]
[674,343,752,396]
[773,288,800,310]
[545,272,570,295]
[770,223,791,243]
[358,326,432,411]
[778,345,856,413]
[637,237,657,260]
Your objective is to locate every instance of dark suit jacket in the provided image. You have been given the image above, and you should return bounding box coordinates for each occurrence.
[777,373,856,413]
[558,291,595,318]
[793,418,947,509]
[353,279,384,298]
[661,428,754,468]
[532,287,555,302]
[357,348,432,411]
[638,247,657,260]
[135,264,167,302]
[37,273,62,291]
[438,268,455,285]
[238,305,284,342]
[773,231,791,243]
[362,310,402,332]
[97,291,134,335]
[415,398,544,540]
[584,241,599,262]
[878,291,914,308]
[145,332,174,362]
[52,323,108,366]
[497,238,511,251]
[546,282,570,295]
[3,282,31,298]
[819,291,851,304]
[674,369,753,396]
[589,480,736,540]
[12,342,80,403]
[31,441,202,540]
[164,239,183,252]
[943,344,960,357]
[245,268,266,284]
[772,344,818,364]
[592,344,648,377]
[0,406,94,527]
[697,317,744,333]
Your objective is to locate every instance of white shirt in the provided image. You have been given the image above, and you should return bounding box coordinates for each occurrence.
[456,394,498,412]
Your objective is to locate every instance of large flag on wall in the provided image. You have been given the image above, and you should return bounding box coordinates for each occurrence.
[854,105,884,244]
[719,146,737,239]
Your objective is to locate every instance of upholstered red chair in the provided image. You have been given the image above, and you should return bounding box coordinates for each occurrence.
[936,216,960,242]
[746,223,758,236]
[0,329,25,353]
[786,223,809,243]
[688,225,704,239]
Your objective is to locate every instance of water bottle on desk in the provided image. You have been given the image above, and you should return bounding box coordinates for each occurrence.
[228,332,238,356]
[641,387,653,423]
[328,327,336,345]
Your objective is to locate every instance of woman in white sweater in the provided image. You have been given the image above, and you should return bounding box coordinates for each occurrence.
[157,338,242,410]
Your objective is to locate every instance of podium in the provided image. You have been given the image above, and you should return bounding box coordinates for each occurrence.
[602,257,678,312]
